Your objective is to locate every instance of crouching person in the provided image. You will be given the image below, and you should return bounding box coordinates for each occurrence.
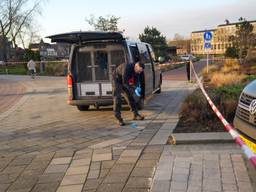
[112,62,145,126]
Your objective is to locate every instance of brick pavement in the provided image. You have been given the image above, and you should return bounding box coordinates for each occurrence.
[0,75,255,192]
[0,79,26,114]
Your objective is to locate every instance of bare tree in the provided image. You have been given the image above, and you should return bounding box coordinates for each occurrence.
[0,0,43,61]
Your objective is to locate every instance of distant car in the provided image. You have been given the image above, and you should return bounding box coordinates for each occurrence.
[180,55,197,62]
[234,80,256,142]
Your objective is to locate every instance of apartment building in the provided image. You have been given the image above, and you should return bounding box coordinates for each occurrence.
[191,20,256,55]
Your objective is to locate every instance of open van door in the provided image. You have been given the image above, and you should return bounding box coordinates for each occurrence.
[47,31,124,44]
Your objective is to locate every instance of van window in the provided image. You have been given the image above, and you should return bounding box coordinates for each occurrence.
[148,45,156,62]
[94,51,109,81]
[111,50,125,71]
[129,46,140,63]
[76,51,92,82]
[137,44,151,63]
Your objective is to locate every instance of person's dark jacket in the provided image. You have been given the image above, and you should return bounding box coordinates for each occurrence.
[113,63,139,88]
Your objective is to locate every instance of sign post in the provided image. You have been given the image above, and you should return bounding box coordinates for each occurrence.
[204,31,213,73]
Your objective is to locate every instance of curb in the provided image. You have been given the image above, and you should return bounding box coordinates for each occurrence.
[171,132,234,145]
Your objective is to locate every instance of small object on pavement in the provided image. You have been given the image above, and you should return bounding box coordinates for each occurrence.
[131,122,137,128]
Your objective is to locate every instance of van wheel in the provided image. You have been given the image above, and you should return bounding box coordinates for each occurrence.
[137,98,144,110]
[77,105,89,111]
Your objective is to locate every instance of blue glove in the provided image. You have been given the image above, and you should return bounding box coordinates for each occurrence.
[135,87,141,97]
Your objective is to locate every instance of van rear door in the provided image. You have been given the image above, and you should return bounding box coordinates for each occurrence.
[72,43,127,99]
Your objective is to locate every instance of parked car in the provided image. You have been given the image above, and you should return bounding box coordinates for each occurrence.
[234,80,256,151]
[47,31,162,111]
[180,55,197,62]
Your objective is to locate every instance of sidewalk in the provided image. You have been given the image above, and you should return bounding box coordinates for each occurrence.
[0,75,255,192]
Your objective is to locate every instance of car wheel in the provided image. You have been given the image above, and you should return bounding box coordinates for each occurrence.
[137,98,144,110]
[77,105,89,111]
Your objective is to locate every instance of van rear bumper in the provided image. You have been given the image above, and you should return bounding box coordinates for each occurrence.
[68,98,114,106]
[234,116,256,140]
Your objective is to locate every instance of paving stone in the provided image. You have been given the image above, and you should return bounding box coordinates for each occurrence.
[71,159,91,167]
[99,169,109,178]
[83,179,103,190]
[92,153,112,162]
[3,166,26,174]
[57,184,83,192]
[122,188,150,192]
[110,164,134,173]
[237,181,254,192]
[31,182,59,192]
[6,179,36,191]
[54,150,74,158]
[187,185,202,192]
[103,172,130,184]
[89,162,101,170]
[170,181,187,191]
[131,167,155,177]
[172,167,189,175]
[97,183,124,192]
[203,179,221,191]
[38,173,65,183]
[101,160,116,169]
[125,177,152,188]
[87,169,100,179]
[140,153,161,160]
[60,174,86,185]
[222,183,238,191]
[151,180,170,192]
[0,173,20,183]
[50,157,72,165]
[135,160,158,168]
[172,173,188,182]
[154,170,172,181]
[121,150,142,157]
[0,184,10,191]
[44,164,69,174]
[116,157,138,164]
[66,166,89,175]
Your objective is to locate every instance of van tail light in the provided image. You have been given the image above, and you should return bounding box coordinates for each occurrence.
[67,74,73,104]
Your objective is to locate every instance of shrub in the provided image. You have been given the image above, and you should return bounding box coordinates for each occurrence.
[210,72,244,87]
[179,85,243,132]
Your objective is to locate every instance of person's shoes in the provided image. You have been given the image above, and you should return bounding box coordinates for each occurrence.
[133,114,144,120]
[117,118,125,126]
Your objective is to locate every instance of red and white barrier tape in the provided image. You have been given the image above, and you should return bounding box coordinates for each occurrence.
[190,61,256,168]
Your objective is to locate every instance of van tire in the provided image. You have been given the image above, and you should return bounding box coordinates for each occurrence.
[137,98,144,110]
[77,105,89,111]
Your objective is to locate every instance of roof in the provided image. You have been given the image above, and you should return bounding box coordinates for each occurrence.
[46,31,124,44]
[191,29,216,34]
[218,20,256,27]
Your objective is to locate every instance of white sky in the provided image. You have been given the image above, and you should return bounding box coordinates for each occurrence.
[36,0,256,43]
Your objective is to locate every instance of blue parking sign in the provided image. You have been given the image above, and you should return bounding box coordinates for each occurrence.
[204,32,213,41]
[204,42,212,49]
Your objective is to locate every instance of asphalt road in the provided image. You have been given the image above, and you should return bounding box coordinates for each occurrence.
[163,60,207,81]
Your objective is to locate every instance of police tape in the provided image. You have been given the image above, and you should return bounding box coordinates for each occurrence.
[190,61,256,168]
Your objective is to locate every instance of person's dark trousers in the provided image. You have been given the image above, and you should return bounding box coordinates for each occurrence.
[113,80,138,120]
[186,61,191,81]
